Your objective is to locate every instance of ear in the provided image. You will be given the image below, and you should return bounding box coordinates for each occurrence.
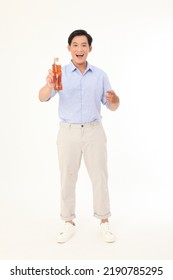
[67,45,71,52]
[89,45,92,52]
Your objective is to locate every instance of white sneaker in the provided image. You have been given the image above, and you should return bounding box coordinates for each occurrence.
[57,222,76,243]
[100,222,115,243]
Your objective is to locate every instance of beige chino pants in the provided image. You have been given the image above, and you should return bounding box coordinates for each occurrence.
[57,121,111,221]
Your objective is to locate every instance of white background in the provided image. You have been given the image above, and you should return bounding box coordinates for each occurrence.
[0,0,173,260]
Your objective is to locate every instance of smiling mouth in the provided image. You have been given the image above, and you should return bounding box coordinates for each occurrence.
[76,54,84,58]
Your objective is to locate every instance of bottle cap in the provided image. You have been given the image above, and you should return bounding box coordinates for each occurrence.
[54,57,59,65]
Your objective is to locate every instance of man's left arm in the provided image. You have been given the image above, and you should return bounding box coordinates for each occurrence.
[106,90,120,111]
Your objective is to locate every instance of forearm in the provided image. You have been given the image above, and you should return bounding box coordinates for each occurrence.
[39,84,52,102]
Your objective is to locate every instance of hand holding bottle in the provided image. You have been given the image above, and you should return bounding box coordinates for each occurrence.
[39,69,55,102]
[46,58,62,90]
[46,69,56,89]
[39,57,63,102]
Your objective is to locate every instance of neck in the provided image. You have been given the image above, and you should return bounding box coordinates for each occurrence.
[72,60,87,74]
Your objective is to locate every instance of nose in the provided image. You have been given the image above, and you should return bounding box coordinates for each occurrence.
[77,45,83,51]
[77,47,82,52]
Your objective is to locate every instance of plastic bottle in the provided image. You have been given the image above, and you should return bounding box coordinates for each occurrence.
[52,57,62,90]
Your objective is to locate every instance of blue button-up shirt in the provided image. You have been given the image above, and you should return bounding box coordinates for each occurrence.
[51,61,111,124]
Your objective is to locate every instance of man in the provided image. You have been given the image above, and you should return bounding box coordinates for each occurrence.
[39,29,120,243]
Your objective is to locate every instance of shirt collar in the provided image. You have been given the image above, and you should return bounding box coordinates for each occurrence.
[69,60,93,73]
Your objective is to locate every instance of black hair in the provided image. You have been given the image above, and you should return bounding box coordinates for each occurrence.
[68,29,93,46]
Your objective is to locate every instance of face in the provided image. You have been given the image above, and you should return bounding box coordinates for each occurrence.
[68,35,92,67]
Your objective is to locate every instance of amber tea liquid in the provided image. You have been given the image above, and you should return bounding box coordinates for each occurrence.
[52,58,62,90]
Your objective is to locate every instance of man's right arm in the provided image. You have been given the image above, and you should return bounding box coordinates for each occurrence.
[39,84,52,102]
[39,69,55,102]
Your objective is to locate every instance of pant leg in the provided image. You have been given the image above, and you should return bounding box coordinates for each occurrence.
[57,125,82,221]
[82,123,111,219]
